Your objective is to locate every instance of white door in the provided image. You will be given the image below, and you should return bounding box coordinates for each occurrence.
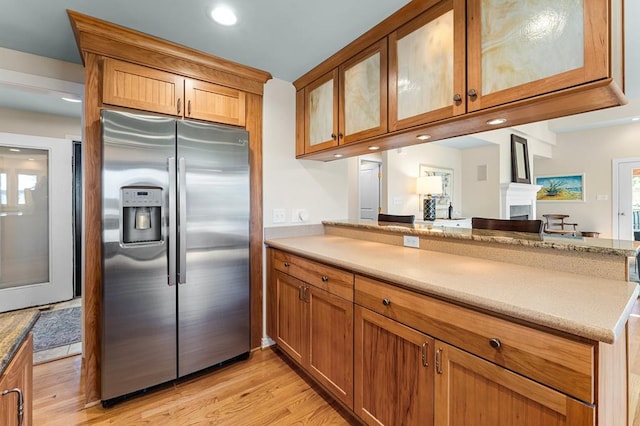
[615,159,640,241]
[0,133,73,312]
[359,160,381,220]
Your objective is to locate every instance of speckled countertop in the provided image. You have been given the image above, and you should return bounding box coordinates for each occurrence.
[0,309,39,376]
[323,220,639,257]
[266,234,639,344]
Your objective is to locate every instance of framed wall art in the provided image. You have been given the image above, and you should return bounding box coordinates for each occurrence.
[535,174,585,202]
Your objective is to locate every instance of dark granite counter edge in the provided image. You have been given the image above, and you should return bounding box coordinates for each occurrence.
[322,220,639,257]
[0,311,39,377]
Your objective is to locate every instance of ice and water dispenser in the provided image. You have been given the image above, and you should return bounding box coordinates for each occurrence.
[121,186,162,244]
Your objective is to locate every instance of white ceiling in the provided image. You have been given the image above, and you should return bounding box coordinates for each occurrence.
[0,0,638,137]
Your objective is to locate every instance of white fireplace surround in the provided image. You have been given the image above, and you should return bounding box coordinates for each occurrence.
[500,183,542,220]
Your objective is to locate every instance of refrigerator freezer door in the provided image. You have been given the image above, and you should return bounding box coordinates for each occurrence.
[101,110,178,400]
[176,120,250,377]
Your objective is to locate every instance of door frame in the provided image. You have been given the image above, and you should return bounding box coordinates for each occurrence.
[358,159,382,220]
[612,157,640,240]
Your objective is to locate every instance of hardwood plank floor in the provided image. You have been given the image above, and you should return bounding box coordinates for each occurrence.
[33,348,358,425]
[34,297,640,425]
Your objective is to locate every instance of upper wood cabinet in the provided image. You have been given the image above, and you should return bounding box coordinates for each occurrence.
[293,0,624,160]
[103,58,246,126]
[389,0,466,131]
[299,39,388,155]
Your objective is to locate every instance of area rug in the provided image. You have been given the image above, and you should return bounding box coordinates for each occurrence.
[32,306,81,352]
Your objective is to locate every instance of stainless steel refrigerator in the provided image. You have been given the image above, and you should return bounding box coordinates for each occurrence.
[100,110,250,402]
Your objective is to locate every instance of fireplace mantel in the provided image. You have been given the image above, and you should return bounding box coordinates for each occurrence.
[500,183,542,219]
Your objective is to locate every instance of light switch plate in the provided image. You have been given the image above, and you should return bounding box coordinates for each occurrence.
[403,235,419,248]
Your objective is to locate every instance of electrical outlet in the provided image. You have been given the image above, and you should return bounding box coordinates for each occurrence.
[403,235,419,248]
[272,208,286,224]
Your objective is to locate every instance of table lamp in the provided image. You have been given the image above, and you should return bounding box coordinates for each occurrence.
[417,175,442,221]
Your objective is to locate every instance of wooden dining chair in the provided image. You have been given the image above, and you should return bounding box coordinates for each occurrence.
[471,217,543,234]
[542,214,578,236]
[378,213,415,224]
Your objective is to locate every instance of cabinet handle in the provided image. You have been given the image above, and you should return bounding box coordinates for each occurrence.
[303,286,309,302]
[467,89,478,98]
[453,93,462,103]
[298,285,304,301]
[382,298,391,306]
[435,348,443,375]
[2,388,24,426]
[489,338,502,349]
[177,98,182,115]
[321,276,329,282]
[283,262,290,267]
[421,341,429,367]
[187,99,192,116]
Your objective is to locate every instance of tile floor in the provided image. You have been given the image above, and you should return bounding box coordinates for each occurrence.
[33,297,82,365]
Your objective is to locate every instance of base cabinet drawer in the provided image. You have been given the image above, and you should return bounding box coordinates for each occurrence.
[355,275,594,403]
[434,341,595,426]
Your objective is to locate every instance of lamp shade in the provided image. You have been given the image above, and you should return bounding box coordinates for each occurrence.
[416,175,442,195]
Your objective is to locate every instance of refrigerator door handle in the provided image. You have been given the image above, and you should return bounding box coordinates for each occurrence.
[168,157,177,286]
[178,157,187,285]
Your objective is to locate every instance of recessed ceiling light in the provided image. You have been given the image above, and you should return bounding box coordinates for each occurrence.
[62,97,82,103]
[632,117,640,122]
[486,118,507,125]
[9,148,20,152]
[368,146,380,151]
[333,154,343,158]
[416,134,431,141]
[211,6,237,26]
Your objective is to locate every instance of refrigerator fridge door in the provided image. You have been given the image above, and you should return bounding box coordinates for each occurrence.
[176,120,250,377]
[101,110,178,400]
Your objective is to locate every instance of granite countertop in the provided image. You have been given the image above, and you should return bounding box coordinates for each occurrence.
[323,219,639,257]
[266,234,639,344]
[0,309,39,376]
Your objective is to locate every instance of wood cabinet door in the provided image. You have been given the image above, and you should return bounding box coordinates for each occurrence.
[434,341,594,426]
[354,306,434,426]
[184,79,246,126]
[339,39,388,144]
[389,0,466,131]
[0,334,33,426]
[466,0,608,112]
[306,285,354,409]
[304,69,339,154]
[102,58,184,116]
[274,271,307,365]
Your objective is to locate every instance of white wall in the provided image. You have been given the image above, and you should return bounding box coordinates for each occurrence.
[0,108,81,139]
[262,78,349,227]
[384,143,462,218]
[534,121,640,238]
[461,145,501,218]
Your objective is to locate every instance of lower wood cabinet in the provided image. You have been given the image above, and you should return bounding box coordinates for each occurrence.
[434,341,595,426]
[273,270,354,408]
[0,333,33,426]
[354,305,434,426]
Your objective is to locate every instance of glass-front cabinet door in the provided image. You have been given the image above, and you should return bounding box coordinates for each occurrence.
[389,0,466,131]
[304,70,339,154]
[466,0,608,112]
[339,39,388,144]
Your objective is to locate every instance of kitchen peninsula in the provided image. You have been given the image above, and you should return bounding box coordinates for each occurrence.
[265,221,638,425]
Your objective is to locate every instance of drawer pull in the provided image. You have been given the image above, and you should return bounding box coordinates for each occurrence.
[298,285,304,301]
[382,298,391,306]
[489,338,502,349]
[283,262,290,267]
[321,276,329,282]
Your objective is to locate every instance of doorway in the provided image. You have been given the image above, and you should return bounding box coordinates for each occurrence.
[359,160,382,220]
[614,158,640,241]
[0,133,73,312]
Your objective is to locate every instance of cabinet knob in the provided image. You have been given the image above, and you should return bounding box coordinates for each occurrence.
[489,338,501,349]
[382,298,391,306]
[338,132,343,139]
[453,93,462,103]
[467,89,478,98]
[331,133,337,140]
[321,276,329,282]
[283,262,289,267]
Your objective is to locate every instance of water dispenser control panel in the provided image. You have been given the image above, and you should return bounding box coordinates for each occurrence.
[121,186,163,245]
[122,188,163,207]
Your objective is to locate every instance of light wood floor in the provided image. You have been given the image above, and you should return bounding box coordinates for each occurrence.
[33,348,357,425]
[34,298,640,425]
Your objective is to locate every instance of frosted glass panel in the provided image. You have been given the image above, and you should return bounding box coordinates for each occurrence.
[344,52,380,135]
[397,10,454,120]
[0,146,49,289]
[481,0,584,94]
[308,80,334,146]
